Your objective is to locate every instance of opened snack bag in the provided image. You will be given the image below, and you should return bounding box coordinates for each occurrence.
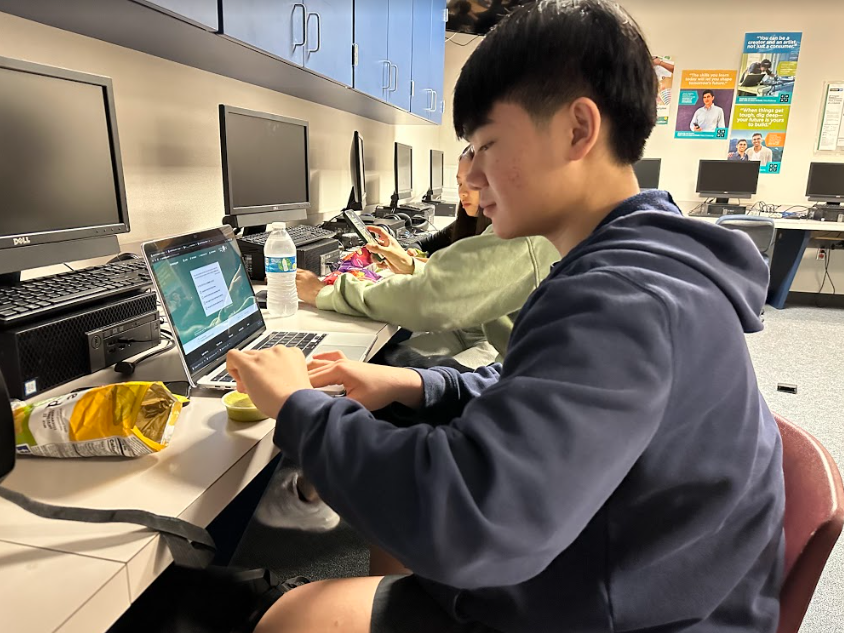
[13,381,186,458]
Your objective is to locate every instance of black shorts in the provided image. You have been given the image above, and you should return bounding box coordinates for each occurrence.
[371,575,495,633]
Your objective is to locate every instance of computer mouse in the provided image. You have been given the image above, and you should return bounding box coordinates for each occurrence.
[108,252,140,263]
[255,289,268,308]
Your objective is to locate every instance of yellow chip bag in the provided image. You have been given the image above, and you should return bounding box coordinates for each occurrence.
[13,381,185,458]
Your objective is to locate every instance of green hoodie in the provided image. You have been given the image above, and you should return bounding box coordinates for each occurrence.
[315,226,560,361]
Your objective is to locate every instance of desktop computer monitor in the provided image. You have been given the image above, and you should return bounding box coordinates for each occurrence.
[634,159,661,189]
[347,130,366,211]
[428,149,444,199]
[696,160,759,203]
[219,105,311,228]
[394,142,413,203]
[0,56,129,280]
[806,162,844,205]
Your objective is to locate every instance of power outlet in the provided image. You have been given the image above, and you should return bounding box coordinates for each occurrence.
[817,247,827,260]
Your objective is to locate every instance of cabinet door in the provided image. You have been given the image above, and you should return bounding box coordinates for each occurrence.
[386,0,413,110]
[354,0,390,100]
[139,0,219,30]
[410,0,432,117]
[221,0,306,66]
[427,0,446,124]
[304,0,353,87]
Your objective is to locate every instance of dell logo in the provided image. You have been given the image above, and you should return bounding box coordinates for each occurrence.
[13,237,31,246]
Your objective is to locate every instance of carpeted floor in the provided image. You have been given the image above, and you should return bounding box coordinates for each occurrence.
[232,305,844,632]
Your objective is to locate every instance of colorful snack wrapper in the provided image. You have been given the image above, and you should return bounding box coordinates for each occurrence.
[13,382,186,458]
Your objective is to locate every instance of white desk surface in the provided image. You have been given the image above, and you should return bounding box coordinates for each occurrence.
[0,304,397,632]
[682,211,844,232]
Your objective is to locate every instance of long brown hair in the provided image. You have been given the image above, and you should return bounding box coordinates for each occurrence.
[450,145,492,243]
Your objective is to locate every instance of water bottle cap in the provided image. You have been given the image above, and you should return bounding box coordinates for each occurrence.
[270,222,286,231]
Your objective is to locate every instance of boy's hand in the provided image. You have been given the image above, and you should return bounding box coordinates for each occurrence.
[307,351,424,411]
[296,269,324,306]
[226,347,312,417]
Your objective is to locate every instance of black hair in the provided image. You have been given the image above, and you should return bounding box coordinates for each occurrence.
[702,89,715,98]
[737,138,748,145]
[453,0,657,164]
[752,132,763,138]
[451,146,492,242]
[761,59,772,67]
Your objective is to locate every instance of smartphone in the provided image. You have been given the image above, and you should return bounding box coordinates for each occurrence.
[164,380,192,404]
[341,209,384,262]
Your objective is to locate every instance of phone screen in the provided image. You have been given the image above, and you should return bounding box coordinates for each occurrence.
[342,210,384,261]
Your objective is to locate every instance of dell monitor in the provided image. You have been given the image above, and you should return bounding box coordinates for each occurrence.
[0,56,130,283]
[347,130,366,212]
[634,159,661,190]
[426,149,444,200]
[391,142,413,208]
[219,105,310,229]
[806,162,844,205]
[696,160,759,203]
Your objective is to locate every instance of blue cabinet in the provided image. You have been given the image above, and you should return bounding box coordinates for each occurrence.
[428,0,446,124]
[303,0,353,87]
[354,0,390,101]
[138,0,219,30]
[386,0,413,110]
[221,0,306,67]
[410,0,432,118]
[410,0,445,122]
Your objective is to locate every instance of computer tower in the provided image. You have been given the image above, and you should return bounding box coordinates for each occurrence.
[0,292,159,399]
[297,239,342,276]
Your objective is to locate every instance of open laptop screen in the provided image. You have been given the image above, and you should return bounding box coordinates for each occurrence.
[144,227,265,378]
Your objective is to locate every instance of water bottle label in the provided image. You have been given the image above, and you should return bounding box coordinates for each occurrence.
[265,256,296,273]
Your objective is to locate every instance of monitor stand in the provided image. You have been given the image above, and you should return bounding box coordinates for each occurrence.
[346,188,363,212]
[706,198,746,216]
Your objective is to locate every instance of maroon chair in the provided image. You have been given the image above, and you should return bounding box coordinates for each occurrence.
[774,413,844,633]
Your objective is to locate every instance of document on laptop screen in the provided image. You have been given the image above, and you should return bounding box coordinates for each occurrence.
[146,229,264,376]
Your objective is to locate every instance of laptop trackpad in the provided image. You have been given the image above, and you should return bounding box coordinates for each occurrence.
[316,345,370,362]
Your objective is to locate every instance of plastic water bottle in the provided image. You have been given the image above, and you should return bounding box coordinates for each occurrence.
[264,222,298,317]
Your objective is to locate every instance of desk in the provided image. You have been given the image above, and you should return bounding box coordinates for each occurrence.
[0,304,397,633]
[690,215,844,308]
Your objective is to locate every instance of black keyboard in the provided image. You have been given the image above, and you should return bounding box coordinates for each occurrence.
[0,259,152,326]
[211,331,327,383]
[239,225,337,249]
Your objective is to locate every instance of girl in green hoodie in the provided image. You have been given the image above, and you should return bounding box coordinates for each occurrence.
[296,146,559,369]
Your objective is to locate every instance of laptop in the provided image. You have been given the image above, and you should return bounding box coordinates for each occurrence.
[142,226,377,390]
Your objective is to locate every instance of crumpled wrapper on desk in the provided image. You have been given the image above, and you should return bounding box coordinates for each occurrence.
[12,381,185,458]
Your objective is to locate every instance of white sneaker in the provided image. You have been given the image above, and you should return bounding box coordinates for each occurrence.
[255,467,340,532]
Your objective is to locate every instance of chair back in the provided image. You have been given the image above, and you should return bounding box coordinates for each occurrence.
[716,215,776,256]
[774,413,844,633]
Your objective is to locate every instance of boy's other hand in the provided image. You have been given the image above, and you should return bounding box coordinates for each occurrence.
[226,347,312,417]
[366,226,415,275]
[307,351,424,410]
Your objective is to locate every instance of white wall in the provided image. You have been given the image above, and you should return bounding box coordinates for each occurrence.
[0,11,441,245]
[439,0,844,294]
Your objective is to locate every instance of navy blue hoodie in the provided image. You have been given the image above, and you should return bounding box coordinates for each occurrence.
[275,191,785,632]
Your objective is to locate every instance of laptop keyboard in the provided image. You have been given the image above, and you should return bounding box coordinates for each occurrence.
[211,331,327,383]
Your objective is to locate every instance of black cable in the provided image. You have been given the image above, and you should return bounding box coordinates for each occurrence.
[113,330,175,376]
[816,249,837,308]
[63,263,75,272]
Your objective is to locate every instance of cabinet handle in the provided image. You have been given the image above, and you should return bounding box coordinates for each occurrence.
[307,12,321,53]
[389,63,398,92]
[425,88,434,112]
[432,90,438,111]
[292,3,306,49]
[382,61,391,91]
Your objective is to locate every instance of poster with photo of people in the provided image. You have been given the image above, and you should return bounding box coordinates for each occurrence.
[653,55,675,125]
[675,70,737,139]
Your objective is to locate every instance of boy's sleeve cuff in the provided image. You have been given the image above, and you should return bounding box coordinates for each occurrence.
[314,285,335,310]
[274,389,336,455]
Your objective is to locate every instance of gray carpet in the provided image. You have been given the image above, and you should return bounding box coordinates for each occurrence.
[232,305,844,632]
[745,306,844,633]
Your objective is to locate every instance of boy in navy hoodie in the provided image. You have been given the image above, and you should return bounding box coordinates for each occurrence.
[231,1,785,631]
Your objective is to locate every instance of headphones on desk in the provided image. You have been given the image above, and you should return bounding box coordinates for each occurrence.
[380,212,413,232]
